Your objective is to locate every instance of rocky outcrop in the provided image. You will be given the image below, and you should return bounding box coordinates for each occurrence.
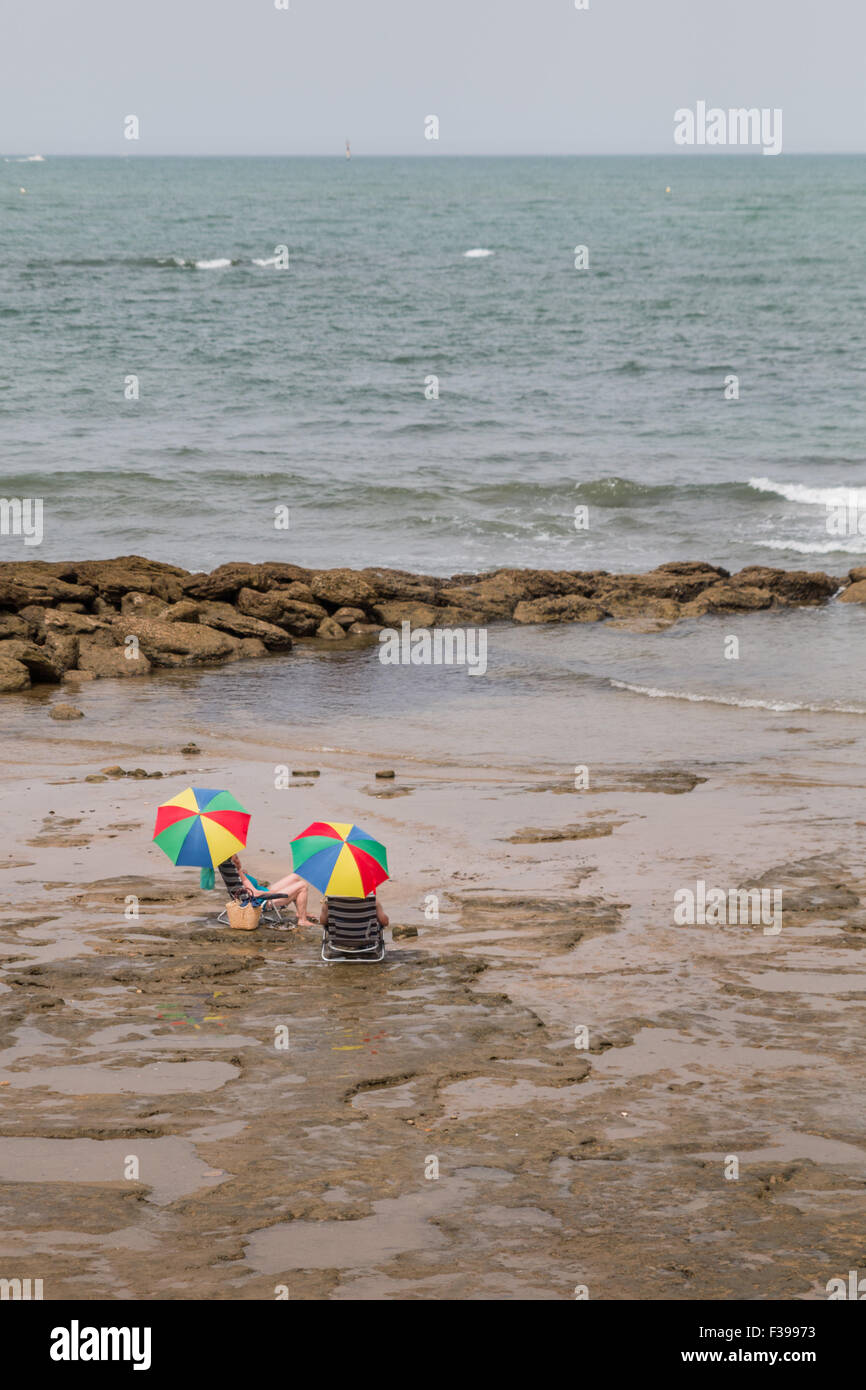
[0,555,856,691]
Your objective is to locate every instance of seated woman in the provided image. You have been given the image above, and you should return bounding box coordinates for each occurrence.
[218,854,316,927]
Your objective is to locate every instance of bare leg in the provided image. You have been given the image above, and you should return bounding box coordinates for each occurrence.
[262,873,315,926]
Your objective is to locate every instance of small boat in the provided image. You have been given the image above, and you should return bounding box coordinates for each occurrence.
[346,138,351,160]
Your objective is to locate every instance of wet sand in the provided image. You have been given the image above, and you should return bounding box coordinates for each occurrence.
[1,675,865,1300]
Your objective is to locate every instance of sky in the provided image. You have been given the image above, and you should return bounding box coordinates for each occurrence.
[1,0,865,156]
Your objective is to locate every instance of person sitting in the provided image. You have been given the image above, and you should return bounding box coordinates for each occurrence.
[319,891,389,958]
[218,854,316,927]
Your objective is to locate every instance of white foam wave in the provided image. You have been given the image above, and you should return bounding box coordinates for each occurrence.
[194,258,232,270]
[609,679,866,716]
[763,537,866,555]
[252,256,280,267]
[464,248,494,258]
[749,477,866,508]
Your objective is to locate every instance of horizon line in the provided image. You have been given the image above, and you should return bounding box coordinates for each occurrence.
[4,149,866,159]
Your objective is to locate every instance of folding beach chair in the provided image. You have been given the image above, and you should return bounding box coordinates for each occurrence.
[321,894,385,963]
[216,860,290,928]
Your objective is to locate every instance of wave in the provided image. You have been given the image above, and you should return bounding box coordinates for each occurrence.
[609,680,866,716]
[571,475,752,507]
[464,248,494,258]
[749,477,866,508]
[763,537,866,555]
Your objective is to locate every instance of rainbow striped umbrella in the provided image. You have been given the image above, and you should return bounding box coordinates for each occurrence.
[290,822,389,898]
[153,787,251,887]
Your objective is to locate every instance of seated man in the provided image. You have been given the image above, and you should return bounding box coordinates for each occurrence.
[218,854,315,927]
[320,891,389,956]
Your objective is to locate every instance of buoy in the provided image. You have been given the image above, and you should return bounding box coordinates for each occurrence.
[665,186,671,194]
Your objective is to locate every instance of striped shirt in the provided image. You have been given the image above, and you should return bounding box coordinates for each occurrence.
[324,895,381,948]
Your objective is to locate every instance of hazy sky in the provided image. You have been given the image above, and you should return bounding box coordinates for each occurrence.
[2,0,865,155]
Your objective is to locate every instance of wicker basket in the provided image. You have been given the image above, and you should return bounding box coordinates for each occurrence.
[226,899,262,931]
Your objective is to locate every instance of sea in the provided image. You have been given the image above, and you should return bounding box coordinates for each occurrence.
[1,154,864,721]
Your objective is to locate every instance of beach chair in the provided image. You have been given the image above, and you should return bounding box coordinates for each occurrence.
[216,861,289,928]
[321,894,385,963]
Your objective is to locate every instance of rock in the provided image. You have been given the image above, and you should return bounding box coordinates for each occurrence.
[92,596,119,617]
[371,601,478,629]
[276,581,317,603]
[331,607,368,627]
[654,560,730,578]
[0,656,30,691]
[194,602,293,650]
[728,567,837,605]
[442,569,592,618]
[232,637,269,659]
[43,609,103,635]
[84,774,107,782]
[513,595,607,624]
[120,591,166,619]
[292,769,320,777]
[72,558,184,604]
[598,591,681,622]
[101,766,125,777]
[595,569,717,604]
[182,562,311,602]
[348,622,382,636]
[848,567,866,584]
[61,669,95,683]
[77,638,153,679]
[17,604,48,631]
[375,770,396,779]
[682,585,774,615]
[49,703,84,720]
[359,568,443,605]
[0,612,31,640]
[316,616,347,640]
[236,587,291,624]
[310,568,376,610]
[0,574,94,611]
[112,617,239,667]
[44,632,80,672]
[181,744,200,756]
[838,580,866,604]
[0,639,64,683]
[159,600,200,623]
[392,925,418,939]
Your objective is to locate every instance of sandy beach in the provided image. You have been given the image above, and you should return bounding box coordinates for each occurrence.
[2,652,864,1301]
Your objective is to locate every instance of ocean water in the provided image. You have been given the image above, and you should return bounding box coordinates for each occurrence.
[2,154,865,577]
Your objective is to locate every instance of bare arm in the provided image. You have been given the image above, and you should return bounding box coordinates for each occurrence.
[376,901,389,927]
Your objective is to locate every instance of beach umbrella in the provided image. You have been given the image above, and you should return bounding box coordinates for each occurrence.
[152,787,251,888]
[290,821,389,898]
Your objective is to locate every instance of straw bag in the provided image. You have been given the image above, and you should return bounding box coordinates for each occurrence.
[226,898,262,931]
